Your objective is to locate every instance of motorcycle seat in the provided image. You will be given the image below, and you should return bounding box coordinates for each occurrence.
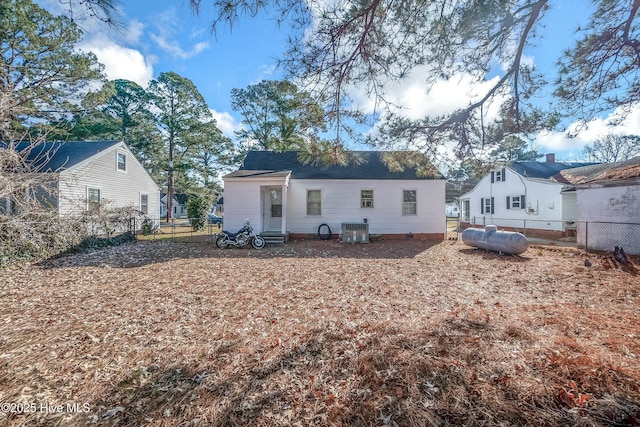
[222,228,247,238]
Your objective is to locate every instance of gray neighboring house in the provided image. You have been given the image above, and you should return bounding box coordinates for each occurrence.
[555,156,640,254]
[2,140,159,220]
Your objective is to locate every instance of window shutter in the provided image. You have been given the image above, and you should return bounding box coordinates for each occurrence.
[491,197,495,214]
[506,196,510,209]
[481,198,484,214]
[501,168,506,181]
[491,172,494,183]
[521,194,526,210]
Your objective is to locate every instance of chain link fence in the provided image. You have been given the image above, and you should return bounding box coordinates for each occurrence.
[134,216,221,243]
[577,221,640,255]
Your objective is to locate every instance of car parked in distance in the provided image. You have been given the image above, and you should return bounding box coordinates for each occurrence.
[208,212,223,226]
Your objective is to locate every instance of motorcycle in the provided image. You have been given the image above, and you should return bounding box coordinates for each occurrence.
[215,219,266,249]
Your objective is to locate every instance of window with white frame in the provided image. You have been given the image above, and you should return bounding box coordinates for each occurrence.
[402,190,417,215]
[511,195,521,209]
[506,195,525,210]
[307,190,322,215]
[117,152,126,171]
[481,197,494,214]
[87,187,101,214]
[491,168,506,183]
[361,190,373,208]
[462,199,470,221]
[140,194,149,214]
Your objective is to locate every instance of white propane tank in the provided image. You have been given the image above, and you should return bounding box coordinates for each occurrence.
[461,225,529,255]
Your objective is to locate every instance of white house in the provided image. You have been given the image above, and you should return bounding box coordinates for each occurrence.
[222,151,446,240]
[160,193,189,219]
[556,156,640,254]
[2,140,160,220]
[459,154,595,238]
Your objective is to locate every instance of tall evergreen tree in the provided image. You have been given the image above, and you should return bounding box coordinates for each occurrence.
[231,80,327,152]
[148,72,227,218]
[0,0,103,141]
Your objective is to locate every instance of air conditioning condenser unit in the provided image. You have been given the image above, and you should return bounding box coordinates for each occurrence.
[341,222,369,243]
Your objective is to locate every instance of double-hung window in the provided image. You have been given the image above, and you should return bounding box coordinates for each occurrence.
[117,153,126,171]
[506,195,525,210]
[306,190,322,215]
[480,197,494,214]
[402,190,417,215]
[140,194,149,214]
[87,187,101,214]
[491,168,506,183]
[361,190,374,208]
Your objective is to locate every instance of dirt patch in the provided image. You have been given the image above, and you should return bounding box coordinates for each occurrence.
[1,240,639,426]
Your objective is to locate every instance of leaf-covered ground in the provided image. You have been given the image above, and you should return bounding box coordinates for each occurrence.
[1,239,639,426]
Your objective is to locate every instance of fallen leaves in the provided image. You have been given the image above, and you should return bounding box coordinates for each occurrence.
[0,240,639,426]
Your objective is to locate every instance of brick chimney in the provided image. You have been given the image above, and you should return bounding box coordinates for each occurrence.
[546,153,555,164]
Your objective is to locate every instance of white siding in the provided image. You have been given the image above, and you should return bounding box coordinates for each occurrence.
[286,179,444,235]
[58,143,159,217]
[223,178,446,235]
[460,168,567,231]
[222,180,268,232]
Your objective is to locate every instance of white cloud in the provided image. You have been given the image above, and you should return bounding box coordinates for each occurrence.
[149,8,210,59]
[210,110,242,138]
[535,103,640,157]
[150,34,209,59]
[348,65,509,125]
[121,19,145,45]
[80,36,154,86]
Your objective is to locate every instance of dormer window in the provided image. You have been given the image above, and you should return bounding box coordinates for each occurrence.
[117,153,126,171]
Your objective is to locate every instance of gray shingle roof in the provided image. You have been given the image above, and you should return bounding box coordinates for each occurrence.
[509,161,597,179]
[8,140,121,172]
[239,151,443,180]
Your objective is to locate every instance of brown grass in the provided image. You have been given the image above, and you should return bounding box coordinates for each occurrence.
[1,239,639,426]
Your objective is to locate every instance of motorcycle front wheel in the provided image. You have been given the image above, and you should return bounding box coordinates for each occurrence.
[251,235,266,249]
[216,235,229,249]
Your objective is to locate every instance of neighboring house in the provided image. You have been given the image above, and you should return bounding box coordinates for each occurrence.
[214,196,224,216]
[459,154,596,238]
[222,151,446,240]
[555,156,640,254]
[160,193,189,218]
[1,140,159,219]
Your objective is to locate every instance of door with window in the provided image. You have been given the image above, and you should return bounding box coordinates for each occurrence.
[267,188,282,231]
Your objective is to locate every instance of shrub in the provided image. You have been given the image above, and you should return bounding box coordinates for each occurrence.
[186,196,208,231]
[141,218,154,235]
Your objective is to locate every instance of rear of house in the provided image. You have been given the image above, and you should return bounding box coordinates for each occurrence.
[223,151,446,240]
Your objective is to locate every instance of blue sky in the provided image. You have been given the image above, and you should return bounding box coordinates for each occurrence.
[38,0,640,161]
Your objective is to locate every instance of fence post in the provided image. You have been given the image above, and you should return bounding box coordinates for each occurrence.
[523,219,527,236]
[585,221,588,254]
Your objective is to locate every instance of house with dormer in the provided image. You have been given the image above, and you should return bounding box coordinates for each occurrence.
[458,154,596,238]
[1,140,159,219]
